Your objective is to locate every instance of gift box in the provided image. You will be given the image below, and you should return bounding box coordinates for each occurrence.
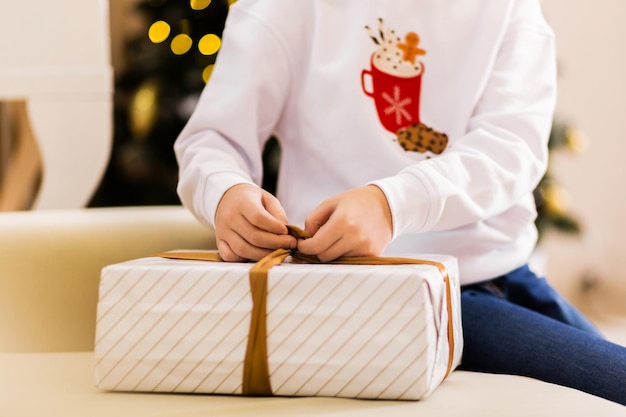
[94,249,462,400]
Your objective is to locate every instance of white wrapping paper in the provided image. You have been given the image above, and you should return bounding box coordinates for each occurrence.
[94,253,462,400]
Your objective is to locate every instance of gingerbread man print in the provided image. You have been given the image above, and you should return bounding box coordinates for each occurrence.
[397,32,426,64]
[361,18,448,155]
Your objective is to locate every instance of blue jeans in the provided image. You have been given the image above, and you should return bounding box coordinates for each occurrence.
[459,265,626,406]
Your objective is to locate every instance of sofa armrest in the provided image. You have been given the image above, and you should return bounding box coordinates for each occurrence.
[0,206,215,353]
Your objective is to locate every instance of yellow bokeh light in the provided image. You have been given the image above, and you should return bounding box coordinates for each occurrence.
[541,182,571,216]
[190,0,212,10]
[148,21,171,43]
[198,34,221,55]
[202,64,215,83]
[130,79,159,140]
[565,127,589,154]
[171,34,193,55]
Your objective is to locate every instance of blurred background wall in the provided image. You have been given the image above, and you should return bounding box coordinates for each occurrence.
[540,0,626,314]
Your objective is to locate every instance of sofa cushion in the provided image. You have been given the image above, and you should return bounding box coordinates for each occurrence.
[0,206,215,353]
[0,352,623,417]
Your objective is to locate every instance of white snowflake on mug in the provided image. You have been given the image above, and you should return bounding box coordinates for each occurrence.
[382,86,414,125]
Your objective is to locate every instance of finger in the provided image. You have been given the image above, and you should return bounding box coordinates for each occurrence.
[239,193,288,236]
[297,222,341,258]
[303,198,336,237]
[261,191,290,229]
[227,212,295,250]
[314,237,353,262]
[216,239,246,262]
[245,227,297,250]
[217,232,276,261]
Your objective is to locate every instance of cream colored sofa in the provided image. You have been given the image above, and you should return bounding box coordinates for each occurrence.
[0,206,624,416]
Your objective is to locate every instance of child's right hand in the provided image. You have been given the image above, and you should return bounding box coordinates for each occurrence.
[214,183,296,262]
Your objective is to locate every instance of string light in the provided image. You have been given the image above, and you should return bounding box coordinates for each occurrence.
[129,79,159,139]
[190,0,212,10]
[202,65,215,83]
[198,34,221,55]
[148,20,171,43]
[147,1,226,80]
[171,33,193,55]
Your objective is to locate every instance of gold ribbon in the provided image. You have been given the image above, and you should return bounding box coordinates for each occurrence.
[156,225,456,396]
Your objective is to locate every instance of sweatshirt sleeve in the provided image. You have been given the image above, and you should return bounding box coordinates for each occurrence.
[174,4,292,228]
[371,2,557,238]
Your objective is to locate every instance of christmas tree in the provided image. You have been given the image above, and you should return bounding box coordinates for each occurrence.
[90,0,232,206]
[533,120,585,240]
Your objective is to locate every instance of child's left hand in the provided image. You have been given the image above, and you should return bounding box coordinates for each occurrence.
[297,185,393,262]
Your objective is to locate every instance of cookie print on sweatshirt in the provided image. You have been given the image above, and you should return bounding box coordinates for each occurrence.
[361,18,448,155]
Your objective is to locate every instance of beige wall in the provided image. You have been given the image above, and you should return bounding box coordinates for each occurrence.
[540,0,626,312]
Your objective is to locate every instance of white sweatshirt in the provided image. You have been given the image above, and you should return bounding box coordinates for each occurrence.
[175,0,557,285]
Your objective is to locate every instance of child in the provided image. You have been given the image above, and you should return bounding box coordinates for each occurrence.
[175,0,626,405]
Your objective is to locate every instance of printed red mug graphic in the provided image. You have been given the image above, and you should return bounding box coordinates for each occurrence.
[361,53,424,134]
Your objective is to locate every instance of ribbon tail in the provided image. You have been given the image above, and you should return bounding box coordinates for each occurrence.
[153,251,224,262]
[242,248,290,396]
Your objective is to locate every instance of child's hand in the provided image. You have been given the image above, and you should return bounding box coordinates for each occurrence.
[214,184,296,262]
[297,185,393,262]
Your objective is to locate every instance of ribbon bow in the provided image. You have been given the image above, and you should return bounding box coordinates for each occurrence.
[156,225,455,396]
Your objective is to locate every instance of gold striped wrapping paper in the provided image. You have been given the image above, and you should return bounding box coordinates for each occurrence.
[94,253,462,400]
